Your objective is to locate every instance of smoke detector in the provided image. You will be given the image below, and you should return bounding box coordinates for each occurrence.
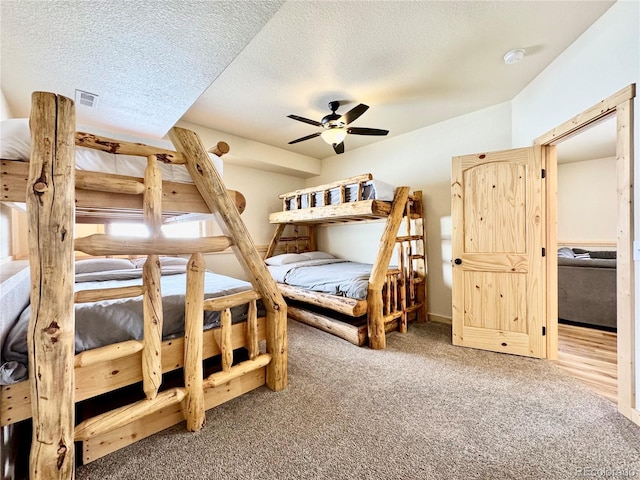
[503,48,525,65]
[75,89,99,109]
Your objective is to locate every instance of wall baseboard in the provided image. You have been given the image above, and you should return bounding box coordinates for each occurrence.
[428,313,452,325]
[631,408,640,427]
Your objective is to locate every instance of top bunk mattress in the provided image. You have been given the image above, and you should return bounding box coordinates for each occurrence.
[0,118,223,184]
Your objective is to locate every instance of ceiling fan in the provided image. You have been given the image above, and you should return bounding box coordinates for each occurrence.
[287,101,389,154]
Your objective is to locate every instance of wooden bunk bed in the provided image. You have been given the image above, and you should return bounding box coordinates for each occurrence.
[0,92,287,480]
[266,174,427,349]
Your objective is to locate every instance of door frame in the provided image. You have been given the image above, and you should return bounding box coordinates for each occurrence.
[534,84,636,421]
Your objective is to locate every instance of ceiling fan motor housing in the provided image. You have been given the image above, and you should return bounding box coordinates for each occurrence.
[321,112,345,129]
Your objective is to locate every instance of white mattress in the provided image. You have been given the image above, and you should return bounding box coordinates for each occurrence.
[0,118,223,183]
[287,179,396,210]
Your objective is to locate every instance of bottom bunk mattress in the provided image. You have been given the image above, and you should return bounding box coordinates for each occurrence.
[265,252,373,300]
[1,257,256,385]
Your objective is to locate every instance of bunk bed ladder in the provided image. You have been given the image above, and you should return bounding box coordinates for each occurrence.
[168,126,287,393]
[394,191,427,332]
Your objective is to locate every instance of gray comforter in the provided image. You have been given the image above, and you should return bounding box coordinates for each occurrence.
[267,259,373,300]
[1,267,253,385]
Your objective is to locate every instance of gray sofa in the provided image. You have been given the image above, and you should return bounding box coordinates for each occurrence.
[557,248,616,330]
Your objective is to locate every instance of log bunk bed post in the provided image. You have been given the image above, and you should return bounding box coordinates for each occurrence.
[14,92,287,480]
[27,91,76,479]
[266,174,428,349]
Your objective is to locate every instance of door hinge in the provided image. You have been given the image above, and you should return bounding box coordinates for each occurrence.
[542,326,546,336]
[541,169,546,179]
[542,247,546,257]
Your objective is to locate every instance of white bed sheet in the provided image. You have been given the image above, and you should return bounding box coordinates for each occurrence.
[0,118,223,183]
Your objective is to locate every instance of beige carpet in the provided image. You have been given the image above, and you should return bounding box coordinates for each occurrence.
[77,320,640,480]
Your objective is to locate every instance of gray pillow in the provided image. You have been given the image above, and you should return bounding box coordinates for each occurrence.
[132,256,189,268]
[589,250,616,260]
[75,258,135,274]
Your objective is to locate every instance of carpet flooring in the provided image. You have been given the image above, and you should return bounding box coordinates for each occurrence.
[76,320,640,480]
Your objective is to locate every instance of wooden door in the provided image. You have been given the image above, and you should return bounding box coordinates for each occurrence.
[451,146,546,358]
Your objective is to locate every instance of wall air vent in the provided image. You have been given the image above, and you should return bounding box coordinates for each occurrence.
[75,89,99,109]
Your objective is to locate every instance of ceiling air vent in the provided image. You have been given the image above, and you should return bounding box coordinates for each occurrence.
[75,89,98,109]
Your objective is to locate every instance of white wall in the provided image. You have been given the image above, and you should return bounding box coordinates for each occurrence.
[0,89,15,259]
[511,0,640,403]
[309,101,512,321]
[512,1,639,147]
[0,89,13,120]
[557,157,617,244]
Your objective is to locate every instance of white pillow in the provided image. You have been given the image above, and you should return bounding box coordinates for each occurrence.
[300,251,335,260]
[264,253,307,266]
[557,247,575,258]
[1,118,31,160]
[75,258,135,274]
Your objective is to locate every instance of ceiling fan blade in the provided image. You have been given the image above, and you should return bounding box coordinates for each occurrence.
[340,104,369,125]
[287,114,322,127]
[333,142,345,155]
[288,132,321,144]
[347,127,389,136]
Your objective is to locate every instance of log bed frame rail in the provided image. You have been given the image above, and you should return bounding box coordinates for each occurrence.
[266,174,427,349]
[0,92,287,480]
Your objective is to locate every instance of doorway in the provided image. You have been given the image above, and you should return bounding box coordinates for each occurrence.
[534,84,635,421]
[553,117,618,402]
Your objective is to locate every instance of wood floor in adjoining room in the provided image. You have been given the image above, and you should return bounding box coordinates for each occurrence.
[554,323,617,403]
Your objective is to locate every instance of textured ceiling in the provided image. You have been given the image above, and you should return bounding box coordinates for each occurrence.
[1,0,614,160]
[0,0,283,138]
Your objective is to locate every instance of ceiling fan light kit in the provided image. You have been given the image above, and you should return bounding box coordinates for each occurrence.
[287,101,389,154]
[320,127,347,145]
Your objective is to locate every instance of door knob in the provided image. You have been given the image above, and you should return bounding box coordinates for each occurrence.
[454,258,462,265]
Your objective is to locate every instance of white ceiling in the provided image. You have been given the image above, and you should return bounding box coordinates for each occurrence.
[1,0,615,161]
[556,116,617,164]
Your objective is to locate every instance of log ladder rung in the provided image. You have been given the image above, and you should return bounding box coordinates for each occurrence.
[395,235,423,242]
[203,289,261,311]
[203,354,272,389]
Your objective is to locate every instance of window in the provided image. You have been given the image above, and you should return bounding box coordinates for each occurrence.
[108,221,204,239]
